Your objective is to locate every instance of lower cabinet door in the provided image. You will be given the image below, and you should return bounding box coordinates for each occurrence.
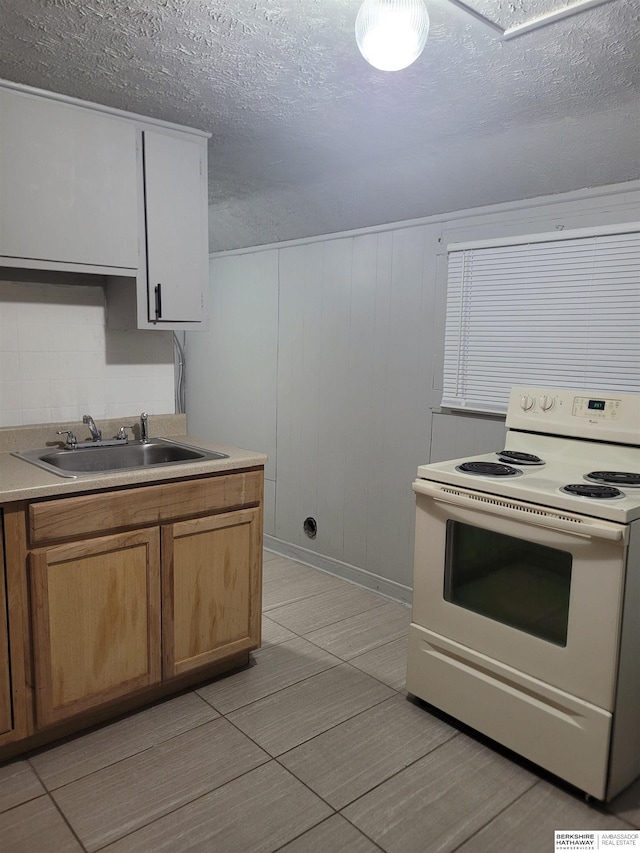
[30,529,161,727]
[162,507,262,678]
[0,519,12,736]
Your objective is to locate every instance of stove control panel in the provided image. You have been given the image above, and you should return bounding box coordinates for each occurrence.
[507,386,640,445]
[572,396,620,420]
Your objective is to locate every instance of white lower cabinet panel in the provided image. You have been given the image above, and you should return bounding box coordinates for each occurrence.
[406,624,612,800]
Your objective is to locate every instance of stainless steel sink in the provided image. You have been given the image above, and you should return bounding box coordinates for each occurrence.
[13,438,228,478]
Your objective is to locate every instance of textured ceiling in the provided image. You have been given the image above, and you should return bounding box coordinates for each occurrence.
[0,0,638,250]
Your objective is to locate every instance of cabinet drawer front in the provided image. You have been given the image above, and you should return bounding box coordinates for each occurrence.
[29,470,263,545]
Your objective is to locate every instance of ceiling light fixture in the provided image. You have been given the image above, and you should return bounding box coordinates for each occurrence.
[355,0,615,72]
[355,0,430,72]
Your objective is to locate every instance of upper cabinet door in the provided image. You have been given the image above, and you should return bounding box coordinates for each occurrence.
[0,89,139,269]
[143,129,207,323]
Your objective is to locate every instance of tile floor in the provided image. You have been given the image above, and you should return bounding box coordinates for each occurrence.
[1,550,639,852]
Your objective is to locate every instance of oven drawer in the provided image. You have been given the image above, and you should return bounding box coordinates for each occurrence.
[407,624,612,800]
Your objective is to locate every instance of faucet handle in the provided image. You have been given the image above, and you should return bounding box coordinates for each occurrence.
[56,429,77,448]
[116,425,135,441]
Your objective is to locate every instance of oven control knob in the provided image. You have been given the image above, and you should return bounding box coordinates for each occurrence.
[539,395,554,411]
[520,395,535,411]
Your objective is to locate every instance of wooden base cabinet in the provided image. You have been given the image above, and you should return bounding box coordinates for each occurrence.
[5,468,264,745]
[0,515,13,735]
[162,507,262,678]
[30,529,161,728]
[0,507,30,748]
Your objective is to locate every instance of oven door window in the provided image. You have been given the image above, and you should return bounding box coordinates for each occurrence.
[444,521,572,646]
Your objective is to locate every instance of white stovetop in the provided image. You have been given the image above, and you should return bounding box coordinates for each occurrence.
[417,432,640,524]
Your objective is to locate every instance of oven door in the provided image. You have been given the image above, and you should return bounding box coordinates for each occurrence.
[410,480,629,712]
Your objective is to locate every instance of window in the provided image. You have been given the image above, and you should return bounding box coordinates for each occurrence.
[442,224,640,414]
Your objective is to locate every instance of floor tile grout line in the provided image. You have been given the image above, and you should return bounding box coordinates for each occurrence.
[27,743,148,796]
[207,653,398,719]
[262,608,406,693]
[327,726,463,815]
[262,627,409,696]
[295,629,410,668]
[265,598,390,635]
[27,715,228,794]
[338,657,408,697]
[22,687,225,791]
[336,810,390,853]
[265,590,410,694]
[262,586,378,614]
[38,786,91,853]
[0,788,54,819]
[199,657,346,716]
[447,778,543,853]
[213,673,425,819]
[254,689,464,817]
[262,561,402,598]
[262,558,405,631]
[268,815,343,853]
[17,757,87,853]
[83,757,275,853]
[265,688,398,762]
[264,552,408,608]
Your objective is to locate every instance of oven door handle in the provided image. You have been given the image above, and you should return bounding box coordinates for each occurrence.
[413,480,628,543]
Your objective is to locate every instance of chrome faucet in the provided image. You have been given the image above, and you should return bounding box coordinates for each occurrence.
[82,414,102,442]
[140,412,149,443]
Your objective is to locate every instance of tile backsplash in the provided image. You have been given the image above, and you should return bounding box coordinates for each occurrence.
[0,279,175,427]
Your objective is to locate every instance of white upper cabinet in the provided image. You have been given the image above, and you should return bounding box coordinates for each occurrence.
[0,88,139,269]
[143,129,208,324]
[0,81,210,329]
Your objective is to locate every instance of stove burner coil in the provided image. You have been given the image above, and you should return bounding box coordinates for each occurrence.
[562,484,623,499]
[456,461,521,477]
[585,471,640,487]
[497,450,544,466]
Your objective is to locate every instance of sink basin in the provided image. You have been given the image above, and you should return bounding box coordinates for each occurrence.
[13,438,228,478]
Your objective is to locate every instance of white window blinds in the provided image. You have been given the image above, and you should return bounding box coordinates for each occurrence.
[442,224,640,415]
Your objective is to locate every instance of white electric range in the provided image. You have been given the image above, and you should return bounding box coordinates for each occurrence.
[407,386,640,801]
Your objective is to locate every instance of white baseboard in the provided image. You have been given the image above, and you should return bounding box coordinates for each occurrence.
[263,535,412,606]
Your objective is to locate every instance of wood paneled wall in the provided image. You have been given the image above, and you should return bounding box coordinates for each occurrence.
[187,183,640,599]
[275,227,441,593]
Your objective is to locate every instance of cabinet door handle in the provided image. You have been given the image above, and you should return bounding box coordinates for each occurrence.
[154,283,162,320]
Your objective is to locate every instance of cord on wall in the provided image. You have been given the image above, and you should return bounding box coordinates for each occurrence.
[173,332,186,414]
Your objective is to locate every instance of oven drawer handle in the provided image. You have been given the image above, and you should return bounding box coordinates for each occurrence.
[413,481,628,543]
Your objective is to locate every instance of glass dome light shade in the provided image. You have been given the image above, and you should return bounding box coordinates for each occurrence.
[355,0,430,72]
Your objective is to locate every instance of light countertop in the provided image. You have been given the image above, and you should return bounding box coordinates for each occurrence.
[0,416,267,503]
